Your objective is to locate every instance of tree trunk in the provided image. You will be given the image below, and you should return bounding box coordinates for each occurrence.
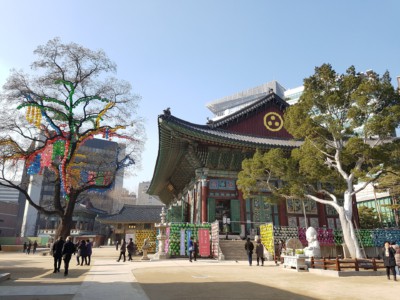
[55,193,77,239]
[337,207,363,258]
[306,192,364,259]
[56,216,73,239]
[340,192,364,259]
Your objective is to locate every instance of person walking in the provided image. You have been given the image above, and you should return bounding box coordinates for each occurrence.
[193,238,198,262]
[62,236,76,276]
[33,241,38,254]
[77,240,87,266]
[117,239,126,262]
[127,238,135,261]
[52,236,64,273]
[393,243,400,276]
[27,241,32,254]
[86,240,92,265]
[382,241,397,281]
[189,236,194,262]
[255,239,264,266]
[75,241,80,265]
[115,240,119,251]
[245,237,254,266]
[23,242,27,253]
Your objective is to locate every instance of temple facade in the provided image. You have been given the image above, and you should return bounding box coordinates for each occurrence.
[148,87,341,237]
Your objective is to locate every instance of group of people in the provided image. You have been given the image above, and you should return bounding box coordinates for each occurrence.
[117,238,137,262]
[245,237,264,266]
[75,239,93,266]
[244,237,400,280]
[23,241,38,254]
[51,236,93,276]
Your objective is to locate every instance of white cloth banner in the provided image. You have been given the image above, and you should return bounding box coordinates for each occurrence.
[180,229,186,256]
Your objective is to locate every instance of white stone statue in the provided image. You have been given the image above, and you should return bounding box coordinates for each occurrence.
[141,237,151,260]
[304,227,321,258]
[142,238,151,250]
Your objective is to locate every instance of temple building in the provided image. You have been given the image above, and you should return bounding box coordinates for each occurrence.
[148,81,342,237]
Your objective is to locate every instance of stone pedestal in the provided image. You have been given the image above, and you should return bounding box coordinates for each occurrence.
[141,249,150,260]
[152,207,170,260]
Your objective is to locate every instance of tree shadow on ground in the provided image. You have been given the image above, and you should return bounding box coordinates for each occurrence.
[139,281,318,300]
[0,265,89,286]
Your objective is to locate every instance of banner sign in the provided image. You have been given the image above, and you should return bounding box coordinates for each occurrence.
[180,229,186,256]
[165,227,170,253]
[198,229,210,256]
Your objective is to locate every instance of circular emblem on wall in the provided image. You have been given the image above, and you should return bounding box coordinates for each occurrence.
[263,112,283,132]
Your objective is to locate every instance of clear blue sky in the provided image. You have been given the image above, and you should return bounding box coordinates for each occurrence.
[1,0,399,194]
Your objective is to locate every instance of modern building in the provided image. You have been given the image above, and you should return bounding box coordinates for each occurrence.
[355,183,397,227]
[148,82,342,237]
[137,181,163,206]
[0,200,19,237]
[0,183,27,237]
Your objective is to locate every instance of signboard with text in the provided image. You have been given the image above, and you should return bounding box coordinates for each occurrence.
[198,229,210,256]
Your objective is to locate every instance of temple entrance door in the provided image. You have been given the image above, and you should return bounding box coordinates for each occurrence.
[215,199,230,232]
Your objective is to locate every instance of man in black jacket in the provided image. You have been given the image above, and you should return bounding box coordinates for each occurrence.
[52,236,64,273]
[62,236,76,276]
[245,238,254,266]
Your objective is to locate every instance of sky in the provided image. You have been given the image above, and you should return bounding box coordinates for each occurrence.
[0,0,399,195]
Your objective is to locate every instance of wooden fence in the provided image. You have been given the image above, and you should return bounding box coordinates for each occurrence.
[310,257,385,272]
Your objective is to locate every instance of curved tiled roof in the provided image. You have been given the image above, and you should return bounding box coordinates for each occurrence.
[96,205,164,224]
[159,114,302,149]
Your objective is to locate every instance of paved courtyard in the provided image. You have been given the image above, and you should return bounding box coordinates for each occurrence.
[0,246,397,300]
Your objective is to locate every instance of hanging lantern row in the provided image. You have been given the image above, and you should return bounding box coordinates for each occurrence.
[25,106,42,128]
[259,226,400,248]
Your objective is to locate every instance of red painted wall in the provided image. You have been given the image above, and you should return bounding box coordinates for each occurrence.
[221,104,293,139]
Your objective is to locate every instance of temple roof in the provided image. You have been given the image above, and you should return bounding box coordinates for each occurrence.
[148,93,302,205]
[96,205,164,224]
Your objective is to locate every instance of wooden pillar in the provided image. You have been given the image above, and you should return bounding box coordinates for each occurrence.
[278,201,288,226]
[317,202,327,227]
[238,190,245,225]
[201,179,208,223]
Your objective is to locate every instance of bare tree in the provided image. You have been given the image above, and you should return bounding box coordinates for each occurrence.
[0,38,144,238]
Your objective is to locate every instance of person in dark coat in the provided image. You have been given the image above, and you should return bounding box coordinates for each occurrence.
[33,241,38,254]
[117,239,126,262]
[23,242,27,253]
[188,236,194,262]
[62,236,76,276]
[127,238,135,261]
[255,239,264,266]
[193,239,198,262]
[382,241,397,281]
[27,241,32,254]
[77,240,87,266]
[245,237,254,266]
[52,236,64,273]
[86,240,92,265]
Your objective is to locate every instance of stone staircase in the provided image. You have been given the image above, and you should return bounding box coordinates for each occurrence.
[219,240,248,261]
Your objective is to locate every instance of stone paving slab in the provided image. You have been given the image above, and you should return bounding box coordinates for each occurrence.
[1,246,399,300]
